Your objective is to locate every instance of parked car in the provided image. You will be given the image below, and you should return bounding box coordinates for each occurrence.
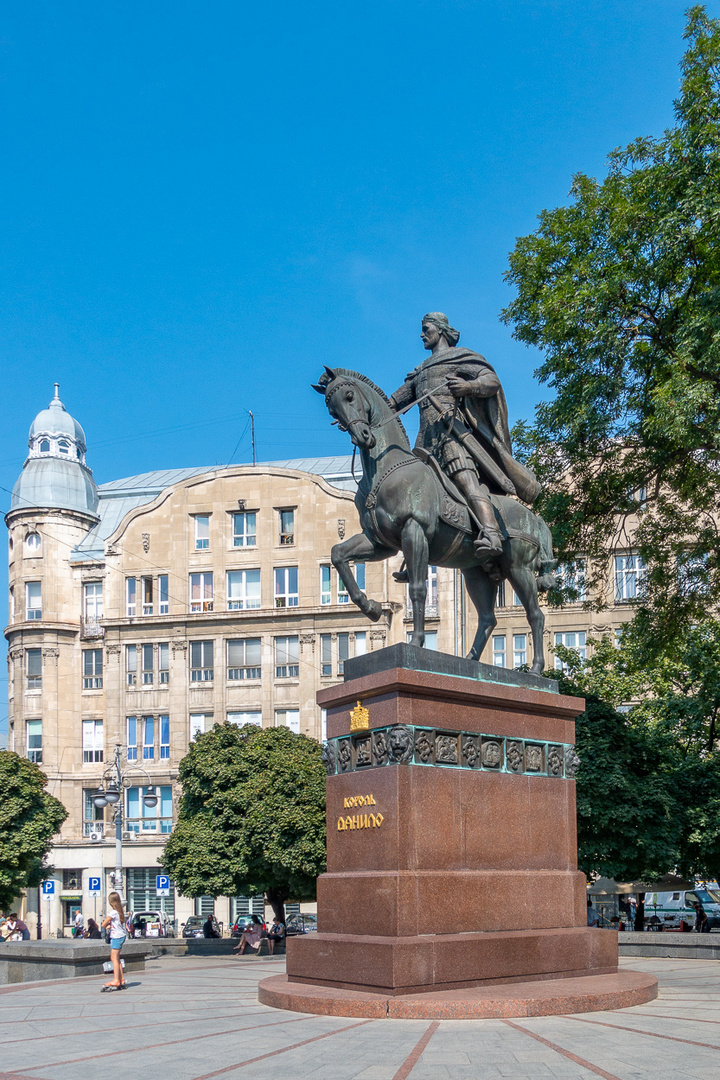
[182,915,222,938]
[230,916,266,938]
[131,910,175,938]
[285,913,318,936]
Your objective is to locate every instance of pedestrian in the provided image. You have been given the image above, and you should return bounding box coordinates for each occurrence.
[694,902,709,933]
[267,917,285,955]
[100,891,130,990]
[85,918,102,939]
[586,898,600,927]
[233,914,264,954]
[73,909,84,938]
[7,914,31,940]
[203,914,220,938]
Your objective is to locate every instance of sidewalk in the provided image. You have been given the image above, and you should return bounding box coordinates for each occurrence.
[0,954,718,1079]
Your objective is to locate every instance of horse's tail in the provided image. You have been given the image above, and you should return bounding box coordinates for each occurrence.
[535,522,560,592]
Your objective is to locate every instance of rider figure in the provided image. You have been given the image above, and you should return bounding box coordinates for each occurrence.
[389,313,539,572]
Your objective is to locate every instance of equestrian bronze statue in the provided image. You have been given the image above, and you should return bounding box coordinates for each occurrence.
[313,313,558,672]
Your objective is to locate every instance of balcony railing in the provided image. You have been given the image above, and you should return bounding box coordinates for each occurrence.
[406,602,439,619]
[82,620,104,640]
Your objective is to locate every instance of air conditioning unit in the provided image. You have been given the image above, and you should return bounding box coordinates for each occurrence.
[122,831,135,841]
[89,830,104,843]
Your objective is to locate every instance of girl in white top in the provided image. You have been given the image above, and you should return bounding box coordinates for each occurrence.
[100,891,129,990]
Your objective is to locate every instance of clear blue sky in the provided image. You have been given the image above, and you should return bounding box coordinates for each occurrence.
[0,1,712,736]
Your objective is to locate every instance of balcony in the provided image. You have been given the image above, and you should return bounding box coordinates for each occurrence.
[405,602,439,619]
[82,620,104,640]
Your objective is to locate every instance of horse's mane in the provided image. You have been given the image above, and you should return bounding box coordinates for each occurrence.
[323,368,409,443]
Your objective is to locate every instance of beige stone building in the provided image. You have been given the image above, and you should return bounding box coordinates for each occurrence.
[5,388,642,934]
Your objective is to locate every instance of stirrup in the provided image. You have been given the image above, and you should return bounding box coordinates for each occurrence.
[392,568,409,584]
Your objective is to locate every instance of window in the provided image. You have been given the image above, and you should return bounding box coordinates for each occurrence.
[232,511,256,547]
[274,566,298,607]
[127,716,137,761]
[128,867,175,919]
[83,581,103,621]
[126,577,137,617]
[82,649,103,689]
[63,868,82,891]
[512,587,523,607]
[513,634,527,668]
[26,581,41,620]
[159,575,169,615]
[678,553,709,596]
[160,714,170,760]
[190,640,214,681]
[58,440,69,455]
[83,789,104,836]
[190,572,214,612]
[338,574,349,604]
[25,532,41,554]
[275,636,299,678]
[407,630,438,650]
[39,439,50,453]
[194,514,210,550]
[190,714,212,739]
[614,555,647,601]
[355,631,367,656]
[554,631,587,671]
[82,719,103,763]
[26,648,42,690]
[142,644,154,684]
[227,638,261,680]
[126,645,137,686]
[356,563,366,591]
[141,576,154,616]
[9,586,14,621]
[26,719,42,763]
[492,634,506,667]
[320,565,331,605]
[561,559,587,602]
[230,894,265,921]
[407,565,438,616]
[228,711,262,727]
[279,509,294,545]
[227,569,261,610]
[276,709,300,733]
[159,642,169,684]
[338,633,349,675]
[320,634,332,677]
[496,581,506,607]
[142,716,154,760]
[126,785,173,834]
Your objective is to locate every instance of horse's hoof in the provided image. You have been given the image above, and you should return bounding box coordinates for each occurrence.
[364,599,382,622]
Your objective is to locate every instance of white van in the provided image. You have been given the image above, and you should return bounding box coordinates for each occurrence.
[643,888,720,929]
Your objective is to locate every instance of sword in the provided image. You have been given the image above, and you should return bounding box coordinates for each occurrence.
[376,379,453,428]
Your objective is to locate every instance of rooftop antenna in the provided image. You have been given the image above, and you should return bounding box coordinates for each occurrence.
[249,410,256,466]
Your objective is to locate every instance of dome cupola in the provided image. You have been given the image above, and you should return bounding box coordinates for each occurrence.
[11,385,99,517]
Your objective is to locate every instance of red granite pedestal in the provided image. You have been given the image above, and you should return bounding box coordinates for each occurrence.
[258,651,657,1018]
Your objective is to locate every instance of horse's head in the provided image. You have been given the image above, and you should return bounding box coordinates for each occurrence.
[312,366,376,449]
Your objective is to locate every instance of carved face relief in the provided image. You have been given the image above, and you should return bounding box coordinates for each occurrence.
[565,745,580,778]
[414,729,434,764]
[525,744,543,772]
[337,739,352,772]
[321,741,337,776]
[481,740,503,768]
[547,745,563,776]
[506,741,524,772]
[387,725,413,764]
[435,734,459,764]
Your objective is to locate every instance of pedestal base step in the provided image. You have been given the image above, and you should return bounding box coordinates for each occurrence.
[258,970,657,1019]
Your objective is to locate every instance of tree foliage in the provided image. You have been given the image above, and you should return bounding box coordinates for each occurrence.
[0,752,68,911]
[161,723,326,921]
[503,7,720,646]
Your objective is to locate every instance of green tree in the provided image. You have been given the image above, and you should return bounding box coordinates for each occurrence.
[0,752,68,911]
[161,723,326,922]
[503,7,720,645]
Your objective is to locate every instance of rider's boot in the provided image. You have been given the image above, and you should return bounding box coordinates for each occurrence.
[392,561,409,584]
[467,495,503,576]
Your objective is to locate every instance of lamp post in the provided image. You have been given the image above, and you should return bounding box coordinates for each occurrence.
[93,745,158,903]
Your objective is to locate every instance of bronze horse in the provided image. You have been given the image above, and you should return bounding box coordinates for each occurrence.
[313,367,558,673]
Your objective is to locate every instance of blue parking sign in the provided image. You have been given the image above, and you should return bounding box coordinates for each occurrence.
[88,877,101,893]
[156,875,170,896]
[41,880,55,895]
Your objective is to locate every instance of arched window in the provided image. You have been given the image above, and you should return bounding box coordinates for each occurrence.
[58,440,69,454]
[39,439,50,453]
[25,532,41,554]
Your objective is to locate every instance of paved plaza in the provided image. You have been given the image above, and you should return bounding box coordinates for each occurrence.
[0,954,719,1080]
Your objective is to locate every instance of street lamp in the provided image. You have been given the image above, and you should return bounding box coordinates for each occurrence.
[93,746,159,902]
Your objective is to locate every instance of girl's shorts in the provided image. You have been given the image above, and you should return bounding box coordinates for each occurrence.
[110,935,126,950]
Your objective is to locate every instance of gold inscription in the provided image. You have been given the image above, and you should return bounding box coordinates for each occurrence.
[343,794,376,808]
[350,700,370,730]
[337,813,384,831]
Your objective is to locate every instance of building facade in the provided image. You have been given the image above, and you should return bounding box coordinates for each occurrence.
[5,389,642,934]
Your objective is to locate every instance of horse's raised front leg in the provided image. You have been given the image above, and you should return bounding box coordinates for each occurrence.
[401,518,429,648]
[461,565,498,661]
[508,557,546,673]
[331,533,396,622]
